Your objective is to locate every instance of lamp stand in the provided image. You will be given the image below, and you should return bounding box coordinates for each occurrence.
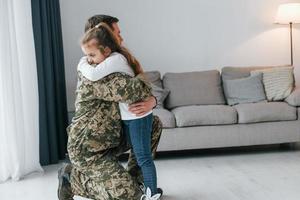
[290,22,294,66]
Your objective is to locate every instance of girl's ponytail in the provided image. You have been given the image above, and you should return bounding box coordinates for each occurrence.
[118,46,143,75]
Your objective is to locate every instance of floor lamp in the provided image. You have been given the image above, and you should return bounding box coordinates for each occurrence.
[275,3,300,66]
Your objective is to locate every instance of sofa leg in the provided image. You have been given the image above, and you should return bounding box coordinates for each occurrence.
[279,143,296,149]
[290,142,297,149]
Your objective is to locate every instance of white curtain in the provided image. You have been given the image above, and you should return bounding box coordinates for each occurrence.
[0,0,43,182]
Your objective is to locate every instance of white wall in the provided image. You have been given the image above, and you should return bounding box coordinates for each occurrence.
[60,0,300,111]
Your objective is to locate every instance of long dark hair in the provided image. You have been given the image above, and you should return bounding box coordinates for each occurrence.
[81,23,143,75]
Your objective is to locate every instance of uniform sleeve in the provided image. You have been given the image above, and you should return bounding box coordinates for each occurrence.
[77,54,135,81]
[88,73,152,104]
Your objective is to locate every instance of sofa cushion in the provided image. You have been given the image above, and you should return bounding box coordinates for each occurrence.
[234,102,297,124]
[251,67,294,101]
[163,70,225,109]
[221,66,289,81]
[153,108,176,128]
[171,105,237,127]
[223,73,266,105]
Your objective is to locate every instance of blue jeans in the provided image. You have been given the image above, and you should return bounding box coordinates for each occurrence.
[122,113,157,194]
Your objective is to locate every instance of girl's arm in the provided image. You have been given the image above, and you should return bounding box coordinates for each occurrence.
[82,72,152,105]
[77,53,134,81]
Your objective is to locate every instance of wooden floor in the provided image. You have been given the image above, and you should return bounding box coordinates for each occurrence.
[1,144,300,200]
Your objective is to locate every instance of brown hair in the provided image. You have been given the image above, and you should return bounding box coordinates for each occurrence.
[84,15,119,33]
[81,23,143,75]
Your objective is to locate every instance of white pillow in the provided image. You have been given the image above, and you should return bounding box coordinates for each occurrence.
[285,87,300,106]
[251,66,294,101]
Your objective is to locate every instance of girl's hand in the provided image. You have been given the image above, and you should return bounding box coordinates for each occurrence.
[128,96,157,116]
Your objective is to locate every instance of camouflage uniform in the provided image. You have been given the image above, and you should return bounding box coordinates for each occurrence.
[67,72,162,200]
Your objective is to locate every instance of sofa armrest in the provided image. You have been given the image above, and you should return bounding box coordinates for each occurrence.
[285,87,300,107]
[153,108,176,128]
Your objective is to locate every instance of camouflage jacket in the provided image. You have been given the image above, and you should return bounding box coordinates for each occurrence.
[67,72,152,172]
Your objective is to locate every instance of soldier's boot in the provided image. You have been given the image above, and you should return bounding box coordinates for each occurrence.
[58,163,73,200]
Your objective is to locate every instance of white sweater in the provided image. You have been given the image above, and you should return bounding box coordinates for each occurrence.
[77,52,152,120]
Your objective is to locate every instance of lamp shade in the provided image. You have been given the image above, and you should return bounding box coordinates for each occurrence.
[275,3,300,24]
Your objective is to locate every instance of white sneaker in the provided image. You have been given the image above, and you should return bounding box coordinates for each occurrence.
[73,195,94,200]
[140,187,161,200]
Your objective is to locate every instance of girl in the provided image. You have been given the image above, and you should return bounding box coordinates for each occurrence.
[78,23,161,200]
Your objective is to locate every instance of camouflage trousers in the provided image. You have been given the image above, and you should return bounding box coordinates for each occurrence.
[70,115,162,200]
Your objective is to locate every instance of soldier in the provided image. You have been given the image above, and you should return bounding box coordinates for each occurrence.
[58,15,163,200]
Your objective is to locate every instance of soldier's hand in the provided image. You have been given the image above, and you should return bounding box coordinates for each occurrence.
[128,96,156,116]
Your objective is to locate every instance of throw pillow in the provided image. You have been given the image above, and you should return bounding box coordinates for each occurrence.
[144,71,163,88]
[151,83,170,108]
[143,71,169,108]
[223,73,266,106]
[251,66,294,101]
[285,87,300,106]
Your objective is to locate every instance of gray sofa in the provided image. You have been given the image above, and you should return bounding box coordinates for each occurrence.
[148,66,300,152]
